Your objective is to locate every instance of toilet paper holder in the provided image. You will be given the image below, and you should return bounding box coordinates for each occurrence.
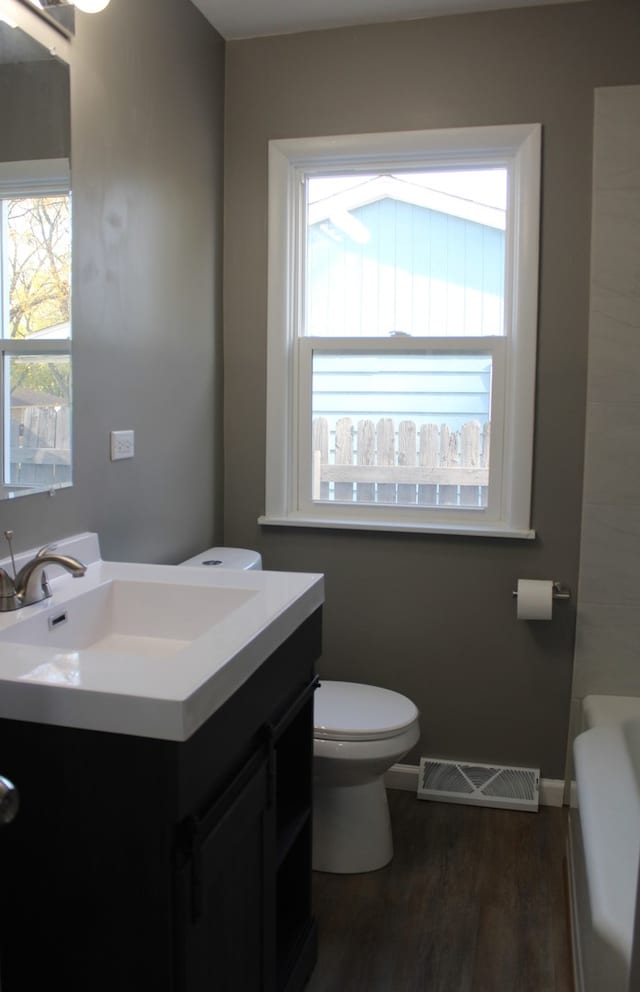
[511,581,571,601]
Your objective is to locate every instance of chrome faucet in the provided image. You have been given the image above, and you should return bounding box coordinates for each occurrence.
[0,532,86,612]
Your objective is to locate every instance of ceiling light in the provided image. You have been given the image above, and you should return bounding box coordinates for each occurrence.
[73,0,110,12]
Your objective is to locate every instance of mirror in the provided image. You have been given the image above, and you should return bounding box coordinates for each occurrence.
[0,8,71,499]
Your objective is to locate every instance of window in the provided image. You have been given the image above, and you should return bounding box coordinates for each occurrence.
[262,125,541,537]
[0,159,71,495]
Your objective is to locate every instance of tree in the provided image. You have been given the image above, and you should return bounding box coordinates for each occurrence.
[6,194,71,399]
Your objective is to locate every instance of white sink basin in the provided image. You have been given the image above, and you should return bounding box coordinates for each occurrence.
[0,579,257,658]
[0,532,324,741]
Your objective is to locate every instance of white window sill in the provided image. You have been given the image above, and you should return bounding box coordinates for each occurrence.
[258,514,535,540]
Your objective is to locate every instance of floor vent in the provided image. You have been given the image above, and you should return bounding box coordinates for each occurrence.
[417,757,540,812]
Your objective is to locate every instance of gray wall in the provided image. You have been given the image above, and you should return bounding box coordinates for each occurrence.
[0,0,225,564]
[571,86,640,717]
[0,59,70,162]
[223,0,640,778]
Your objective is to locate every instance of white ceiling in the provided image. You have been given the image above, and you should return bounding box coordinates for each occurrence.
[190,0,589,41]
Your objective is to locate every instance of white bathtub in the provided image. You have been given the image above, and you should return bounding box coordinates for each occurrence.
[568,695,640,992]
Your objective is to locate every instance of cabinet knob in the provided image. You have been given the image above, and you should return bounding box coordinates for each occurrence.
[0,776,19,825]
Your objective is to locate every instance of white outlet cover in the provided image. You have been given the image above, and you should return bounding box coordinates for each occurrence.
[110,430,135,461]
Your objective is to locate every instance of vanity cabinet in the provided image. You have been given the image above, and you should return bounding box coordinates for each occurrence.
[0,608,321,992]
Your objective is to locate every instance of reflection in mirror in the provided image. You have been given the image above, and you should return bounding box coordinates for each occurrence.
[16,1,75,36]
[0,15,71,499]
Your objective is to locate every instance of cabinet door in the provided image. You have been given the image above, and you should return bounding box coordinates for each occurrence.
[175,751,275,992]
[270,678,318,991]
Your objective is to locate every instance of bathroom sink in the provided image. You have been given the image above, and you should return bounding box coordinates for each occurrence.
[0,579,257,658]
[0,532,324,741]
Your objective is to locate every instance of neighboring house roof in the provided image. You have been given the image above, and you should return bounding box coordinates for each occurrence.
[25,321,70,340]
[308,174,506,234]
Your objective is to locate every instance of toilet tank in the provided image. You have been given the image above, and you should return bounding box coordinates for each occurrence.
[179,547,263,570]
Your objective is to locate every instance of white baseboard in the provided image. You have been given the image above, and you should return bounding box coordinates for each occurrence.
[539,777,566,808]
[385,763,420,792]
[385,763,568,808]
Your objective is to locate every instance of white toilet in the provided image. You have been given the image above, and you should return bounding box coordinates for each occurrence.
[179,546,263,570]
[179,549,420,875]
[313,680,419,874]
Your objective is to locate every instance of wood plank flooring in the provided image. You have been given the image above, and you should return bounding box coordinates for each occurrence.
[305,790,574,992]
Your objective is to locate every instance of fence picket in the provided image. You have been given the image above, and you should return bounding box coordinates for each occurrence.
[335,417,353,502]
[377,418,395,504]
[438,424,457,506]
[481,422,490,467]
[357,419,375,503]
[460,421,481,507]
[419,423,439,507]
[398,420,417,506]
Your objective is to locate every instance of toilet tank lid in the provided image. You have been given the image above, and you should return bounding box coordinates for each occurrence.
[314,680,419,741]
[179,547,262,570]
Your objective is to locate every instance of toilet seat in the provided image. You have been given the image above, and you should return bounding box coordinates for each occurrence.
[314,680,419,742]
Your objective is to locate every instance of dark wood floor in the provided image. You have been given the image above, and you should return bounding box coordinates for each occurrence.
[306,790,574,992]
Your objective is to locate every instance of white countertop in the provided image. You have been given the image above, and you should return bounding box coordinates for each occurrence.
[0,534,324,741]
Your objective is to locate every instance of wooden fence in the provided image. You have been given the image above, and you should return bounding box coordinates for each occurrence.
[9,406,71,487]
[312,416,490,507]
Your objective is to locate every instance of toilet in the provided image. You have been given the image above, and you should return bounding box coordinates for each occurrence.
[179,549,420,875]
[179,547,263,570]
[313,680,419,874]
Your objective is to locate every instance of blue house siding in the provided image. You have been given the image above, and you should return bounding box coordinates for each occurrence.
[312,354,492,434]
[307,198,505,339]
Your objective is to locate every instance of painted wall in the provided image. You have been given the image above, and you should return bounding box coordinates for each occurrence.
[0,0,225,564]
[0,59,70,162]
[223,0,640,778]
[571,85,640,725]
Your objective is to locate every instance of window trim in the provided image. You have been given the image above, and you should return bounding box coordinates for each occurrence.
[261,124,541,538]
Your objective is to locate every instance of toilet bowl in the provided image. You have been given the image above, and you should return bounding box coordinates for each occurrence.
[313,680,420,874]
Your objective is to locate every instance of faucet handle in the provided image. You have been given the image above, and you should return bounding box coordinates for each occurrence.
[3,530,17,579]
[35,544,57,558]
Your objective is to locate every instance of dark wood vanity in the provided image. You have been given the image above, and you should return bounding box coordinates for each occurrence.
[0,608,322,992]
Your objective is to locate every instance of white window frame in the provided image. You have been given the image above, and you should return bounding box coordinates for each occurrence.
[260,124,541,538]
[0,159,71,490]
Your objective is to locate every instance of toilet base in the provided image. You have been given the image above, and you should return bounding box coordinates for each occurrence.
[312,777,393,874]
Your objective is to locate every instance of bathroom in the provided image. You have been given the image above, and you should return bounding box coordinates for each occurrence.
[0,0,639,988]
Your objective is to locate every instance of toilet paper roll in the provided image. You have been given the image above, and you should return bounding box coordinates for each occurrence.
[516,579,554,621]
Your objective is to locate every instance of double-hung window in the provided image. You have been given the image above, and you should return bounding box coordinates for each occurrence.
[262,124,541,537]
[0,159,71,495]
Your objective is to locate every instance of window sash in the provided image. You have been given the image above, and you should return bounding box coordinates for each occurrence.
[303,169,508,341]
[0,161,71,488]
[297,336,506,526]
[2,351,72,486]
[0,159,70,199]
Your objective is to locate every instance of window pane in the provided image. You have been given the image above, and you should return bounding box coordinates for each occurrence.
[4,195,71,340]
[311,352,491,509]
[6,355,71,488]
[306,170,506,338]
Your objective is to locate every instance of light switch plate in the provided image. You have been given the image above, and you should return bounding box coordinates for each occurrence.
[110,430,135,460]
